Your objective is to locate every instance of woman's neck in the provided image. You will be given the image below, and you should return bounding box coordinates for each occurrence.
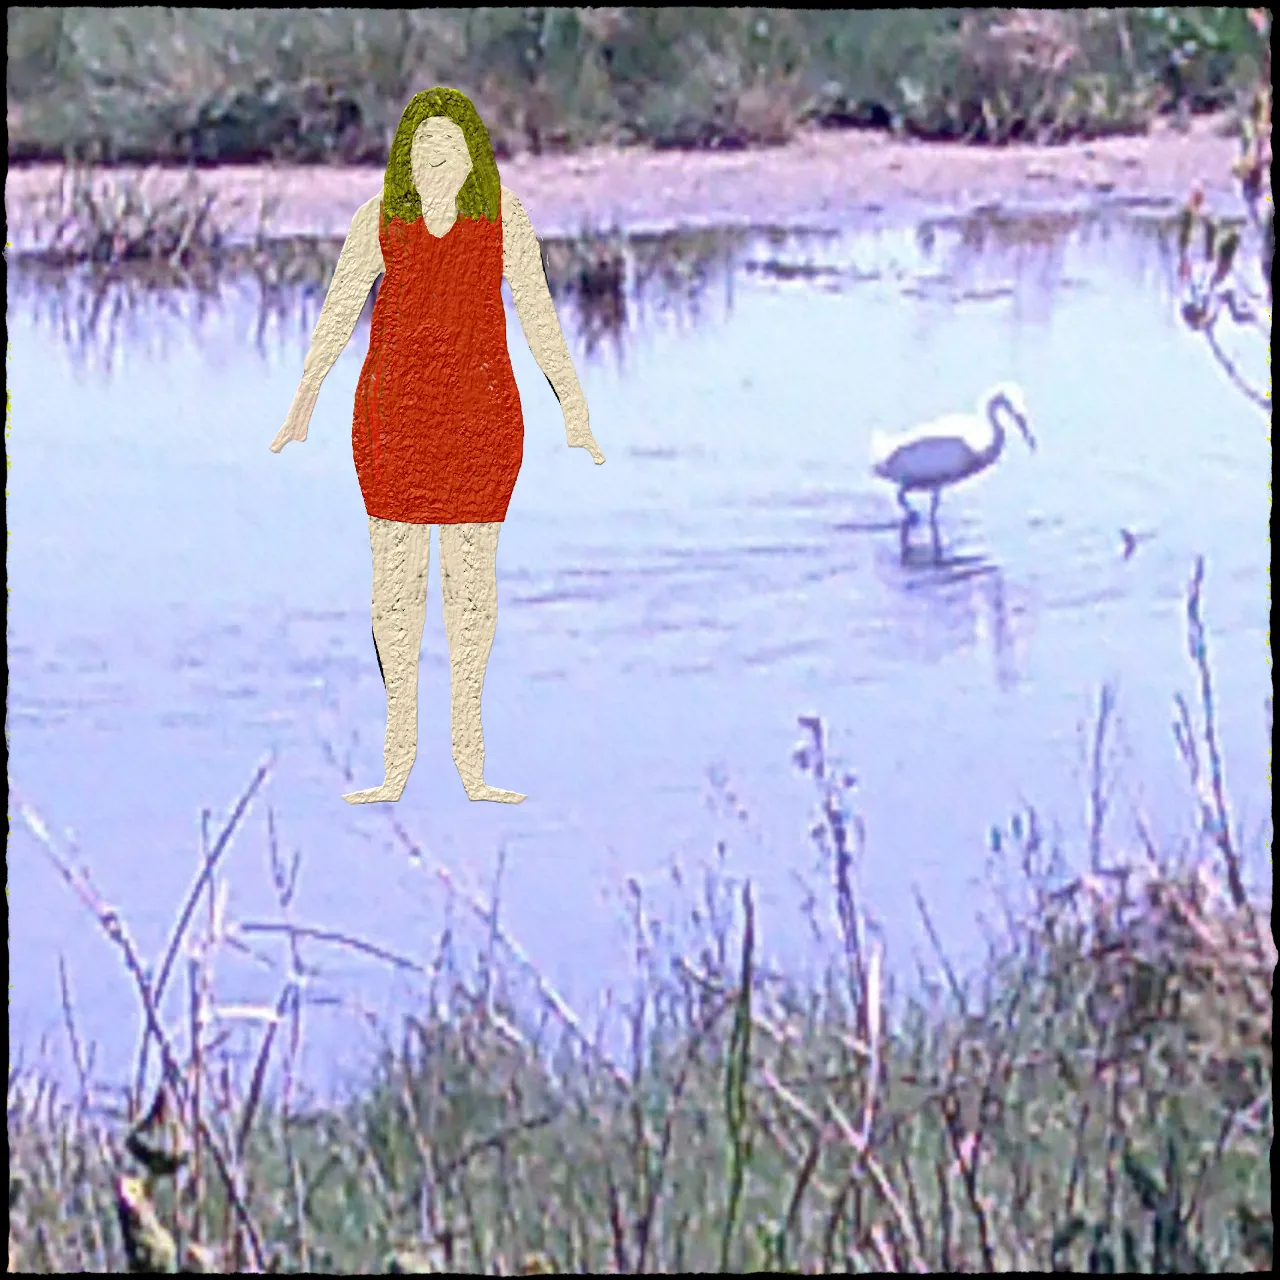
[419,187,460,237]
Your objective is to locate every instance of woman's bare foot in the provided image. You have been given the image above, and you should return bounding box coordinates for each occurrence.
[342,778,408,804]
[462,782,526,804]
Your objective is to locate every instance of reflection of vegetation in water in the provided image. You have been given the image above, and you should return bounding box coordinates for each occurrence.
[629,227,752,332]
[540,231,629,364]
[8,240,342,374]
[540,226,752,365]
[11,227,756,372]
[238,238,347,354]
[11,212,1204,373]
[912,208,1183,320]
[738,225,848,288]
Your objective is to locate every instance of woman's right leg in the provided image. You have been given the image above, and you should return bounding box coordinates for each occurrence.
[343,515,431,804]
[439,521,525,803]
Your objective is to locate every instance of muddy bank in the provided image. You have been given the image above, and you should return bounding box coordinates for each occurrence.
[4,115,1246,252]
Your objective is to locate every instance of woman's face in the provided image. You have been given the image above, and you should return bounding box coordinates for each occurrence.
[410,116,472,199]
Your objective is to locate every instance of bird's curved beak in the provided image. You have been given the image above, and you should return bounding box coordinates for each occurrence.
[1016,413,1036,451]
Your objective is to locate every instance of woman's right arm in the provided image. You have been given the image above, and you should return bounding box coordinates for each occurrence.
[271,196,384,453]
[301,194,385,384]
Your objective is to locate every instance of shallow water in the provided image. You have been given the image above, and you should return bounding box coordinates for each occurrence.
[7,210,1272,1099]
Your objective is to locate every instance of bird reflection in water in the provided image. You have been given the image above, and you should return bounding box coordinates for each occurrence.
[876,540,1029,691]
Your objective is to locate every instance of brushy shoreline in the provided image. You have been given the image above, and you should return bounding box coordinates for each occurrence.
[1,114,1249,260]
[8,559,1273,1274]
[7,9,1269,166]
[8,8,1268,268]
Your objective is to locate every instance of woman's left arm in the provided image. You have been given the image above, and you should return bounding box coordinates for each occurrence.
[502,186,605,464]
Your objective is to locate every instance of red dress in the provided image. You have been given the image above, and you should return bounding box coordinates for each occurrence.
[352,207,525,524]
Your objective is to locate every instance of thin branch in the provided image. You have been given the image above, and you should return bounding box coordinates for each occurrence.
[1201,322,1272,411]
[1185,558,1248,911]
[140,756,274,1103]
[1088,682,1116,874]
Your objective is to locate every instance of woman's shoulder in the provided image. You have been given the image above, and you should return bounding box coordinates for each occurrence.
[342,194,386,275]
[499,185,526,220]
[350,193,384,239]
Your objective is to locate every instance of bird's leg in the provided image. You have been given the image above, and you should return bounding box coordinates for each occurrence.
[928,491,943,562]
[897,486,919,526]
[928,489,941,526]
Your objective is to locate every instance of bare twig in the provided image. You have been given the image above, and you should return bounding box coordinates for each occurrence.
[56,957,93,1114]
[1201,321,1272,410]
[1183,558,1247,910]
[1087,683,1116,873]
[139,757,274,1104]
[912,885,967,1015]
[236,921,435,977]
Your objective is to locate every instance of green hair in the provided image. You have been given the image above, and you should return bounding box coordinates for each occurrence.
[382,87,501,226]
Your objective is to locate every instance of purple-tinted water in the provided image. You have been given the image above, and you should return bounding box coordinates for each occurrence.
[8,212,1271,1099]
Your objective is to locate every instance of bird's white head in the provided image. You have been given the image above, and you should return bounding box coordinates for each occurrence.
[982,381,1035,451]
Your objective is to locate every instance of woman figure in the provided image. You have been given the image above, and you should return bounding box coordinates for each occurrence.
[271,87,604,804]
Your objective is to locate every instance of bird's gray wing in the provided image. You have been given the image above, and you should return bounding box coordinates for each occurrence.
[873,435,979,487]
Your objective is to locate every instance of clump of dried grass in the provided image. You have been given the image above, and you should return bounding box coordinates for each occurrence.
[34,166,230,269]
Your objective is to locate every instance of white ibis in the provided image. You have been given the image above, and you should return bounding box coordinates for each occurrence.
[870,382,1036,528]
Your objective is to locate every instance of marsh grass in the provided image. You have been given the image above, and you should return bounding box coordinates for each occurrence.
[6,8,1270,165]
[32,165,233,269]
[8,555,1272,1273]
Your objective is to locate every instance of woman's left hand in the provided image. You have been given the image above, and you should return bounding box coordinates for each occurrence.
[563,393,605,465]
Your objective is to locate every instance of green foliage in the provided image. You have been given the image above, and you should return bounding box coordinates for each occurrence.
[1049,1130,1274,1273]
[6,8,1271,163]
[1131,7,1269,109]
[9,821,1273,1273]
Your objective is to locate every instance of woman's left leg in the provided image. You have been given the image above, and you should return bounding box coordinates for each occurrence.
[439,521,526,803]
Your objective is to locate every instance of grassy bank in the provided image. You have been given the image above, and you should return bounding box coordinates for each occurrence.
[7,8,1270,165]
[8,560,1273,1274]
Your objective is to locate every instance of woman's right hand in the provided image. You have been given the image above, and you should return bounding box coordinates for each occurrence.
[270,374,322,453]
